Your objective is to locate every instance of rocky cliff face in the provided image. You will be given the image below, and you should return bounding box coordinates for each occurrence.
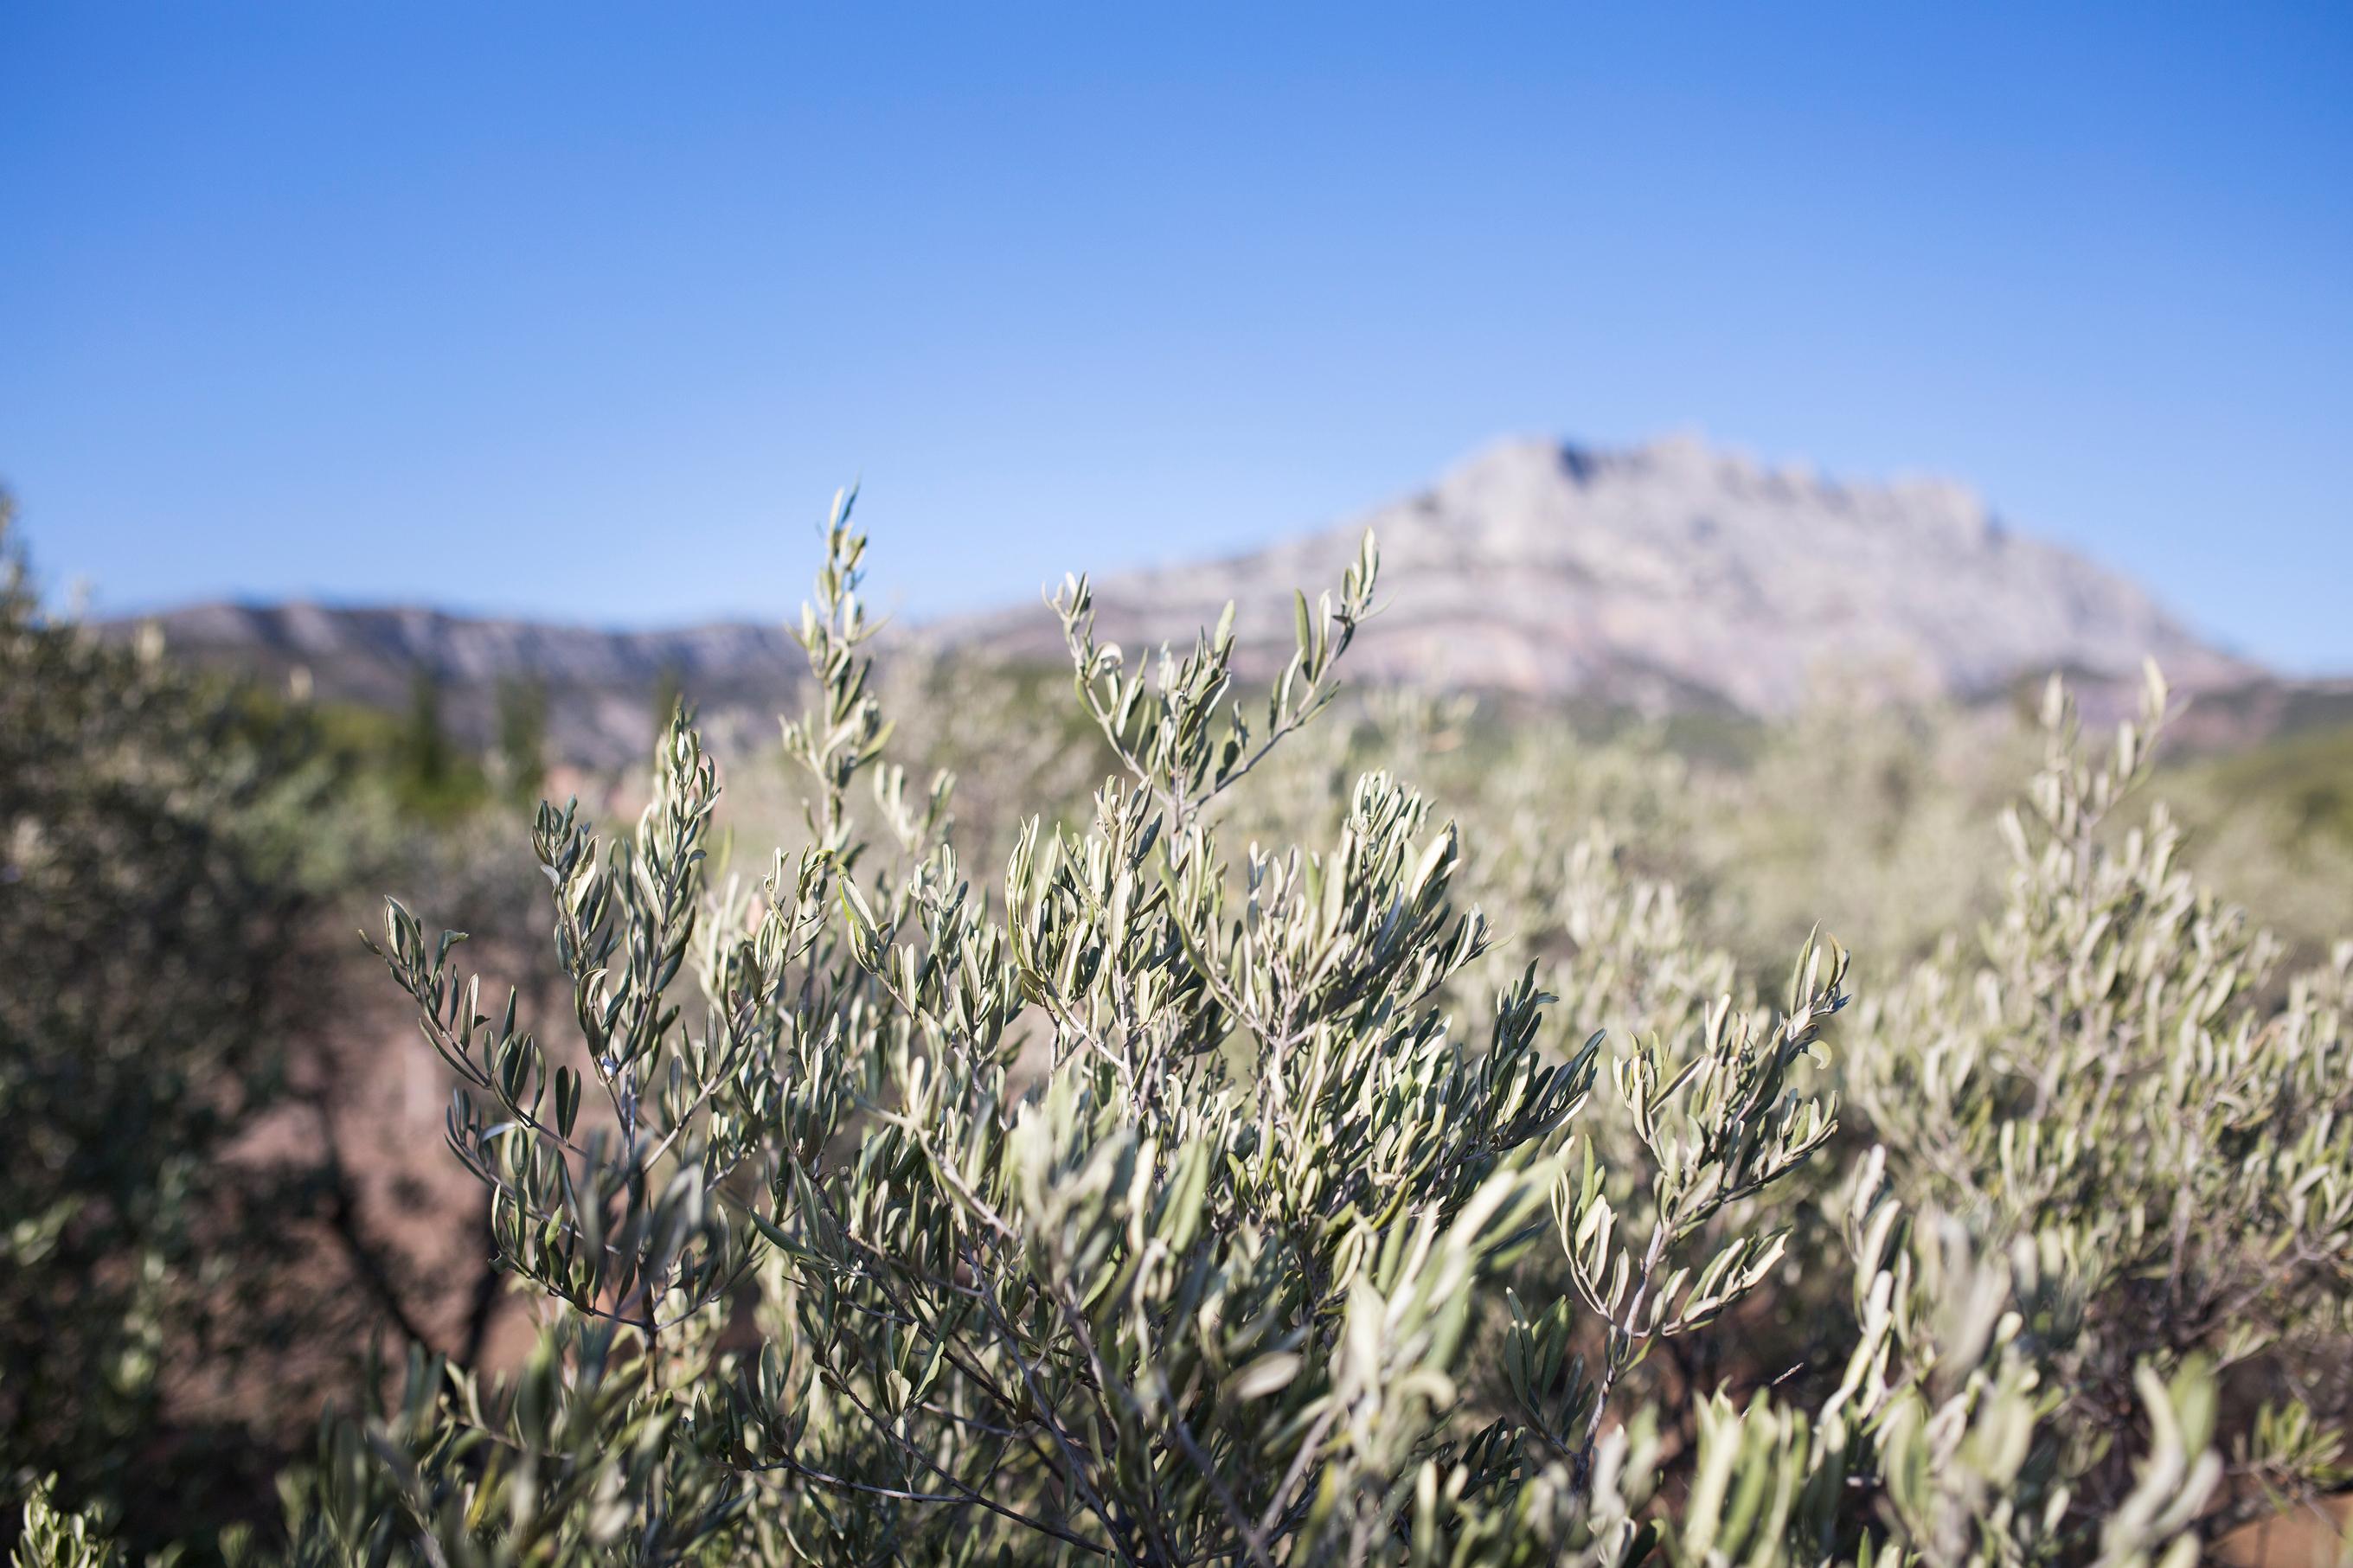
[119,434,2260,762]
[933,434,2254,714]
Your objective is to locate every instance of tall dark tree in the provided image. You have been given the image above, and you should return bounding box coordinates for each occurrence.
[493,674,549,808]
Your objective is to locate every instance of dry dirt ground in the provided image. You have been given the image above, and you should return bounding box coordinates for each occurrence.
[2215,1494,2351,1566]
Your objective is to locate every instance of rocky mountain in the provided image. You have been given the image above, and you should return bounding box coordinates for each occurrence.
[120,433,2265,764]
[932,433,2254,715]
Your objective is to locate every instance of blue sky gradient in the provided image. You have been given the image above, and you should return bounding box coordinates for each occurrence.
[3,3,2349,669]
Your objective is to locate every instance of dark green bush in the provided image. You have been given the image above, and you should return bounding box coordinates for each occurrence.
[0,504,331,1535]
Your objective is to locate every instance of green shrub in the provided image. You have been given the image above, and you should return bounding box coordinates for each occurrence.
[26,492,2345,1565]
[1850,670,2353,1530]
[0,503,523,1558]
[0,507,331,1538]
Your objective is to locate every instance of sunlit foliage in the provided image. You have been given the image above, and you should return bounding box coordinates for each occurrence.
[14,493,2347,1565]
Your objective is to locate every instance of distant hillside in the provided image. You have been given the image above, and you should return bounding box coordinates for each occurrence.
[129,601,808,765]
[118,433,2276,765]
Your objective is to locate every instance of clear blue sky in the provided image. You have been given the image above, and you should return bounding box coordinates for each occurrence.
[3,3,2349,670]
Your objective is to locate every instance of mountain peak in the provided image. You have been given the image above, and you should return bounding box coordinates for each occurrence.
[957,432,2251,714]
